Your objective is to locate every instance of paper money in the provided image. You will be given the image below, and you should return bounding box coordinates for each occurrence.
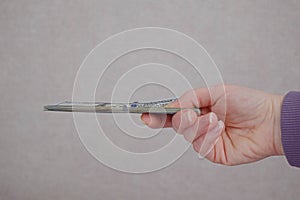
[44,98,201,114]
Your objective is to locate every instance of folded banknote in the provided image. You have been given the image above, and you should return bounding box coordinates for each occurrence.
[44,98,201,114]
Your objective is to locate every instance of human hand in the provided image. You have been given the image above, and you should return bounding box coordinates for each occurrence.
[141,85,284,165]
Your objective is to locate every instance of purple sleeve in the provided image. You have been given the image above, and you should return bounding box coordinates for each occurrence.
[281,91,300,167]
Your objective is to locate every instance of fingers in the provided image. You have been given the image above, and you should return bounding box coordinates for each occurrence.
[192,120,224,159]
[172,110,219,142]
[141,84,227,133]
[140,113,173,129]
[141,109,224,160]
[172,109,198,133]
[171,109,224,159]
[141,85,226,128]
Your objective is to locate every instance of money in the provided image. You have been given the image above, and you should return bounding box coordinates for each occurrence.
[44,98,201,114]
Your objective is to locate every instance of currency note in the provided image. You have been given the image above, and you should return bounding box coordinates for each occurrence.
[44,98,201,114]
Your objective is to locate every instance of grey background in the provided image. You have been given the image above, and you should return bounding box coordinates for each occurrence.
[1,0,300,200]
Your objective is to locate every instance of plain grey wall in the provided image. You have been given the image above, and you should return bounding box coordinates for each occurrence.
[1,0,300,199]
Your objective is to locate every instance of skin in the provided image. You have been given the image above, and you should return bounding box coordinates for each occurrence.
[141,84,284,166]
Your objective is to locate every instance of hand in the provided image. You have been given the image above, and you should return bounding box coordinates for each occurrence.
[141,85,284,166]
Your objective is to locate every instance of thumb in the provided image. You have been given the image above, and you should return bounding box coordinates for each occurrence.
[167,86,224,109]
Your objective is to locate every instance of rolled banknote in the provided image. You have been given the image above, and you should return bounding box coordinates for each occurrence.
[44,98,201,114]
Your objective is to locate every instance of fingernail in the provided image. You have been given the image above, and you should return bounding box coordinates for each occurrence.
[165,102,175,108]
[141,115,150,125]
[218,120,224,129]
[209,112,217,124]
[186,110,197,124]
[165,99,179,108]
[209,113,213,123]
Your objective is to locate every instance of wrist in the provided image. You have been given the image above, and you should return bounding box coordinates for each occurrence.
[271,94,284,156]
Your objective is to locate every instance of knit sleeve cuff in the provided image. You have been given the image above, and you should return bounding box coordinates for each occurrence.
[281,91,300,167]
